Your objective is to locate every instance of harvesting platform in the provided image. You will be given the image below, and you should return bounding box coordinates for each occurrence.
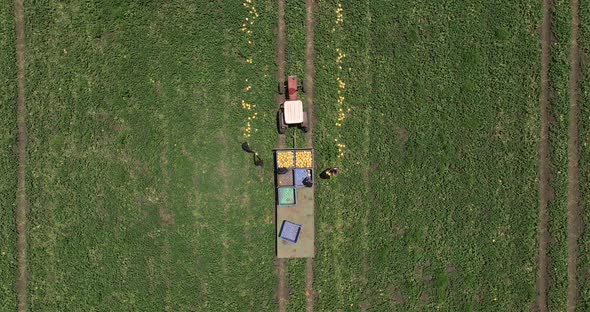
[274,148,315,258]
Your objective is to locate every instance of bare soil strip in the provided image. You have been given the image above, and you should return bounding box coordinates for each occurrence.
[567,0,582,310]
[14,0,28,311]
[304,1,316,311]
[277,258,288,312]
[305,258,314,312]
[276,0,288,311]
[538,0,553,310]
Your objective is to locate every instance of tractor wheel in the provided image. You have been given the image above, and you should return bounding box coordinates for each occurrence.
[301,112,309,133]
[277,110,287,134]
[278,81,285,95]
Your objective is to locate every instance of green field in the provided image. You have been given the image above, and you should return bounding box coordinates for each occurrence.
[3,0,590,311]
[24,1,278,310]
[0,1,17,311]
[313,0,541,310]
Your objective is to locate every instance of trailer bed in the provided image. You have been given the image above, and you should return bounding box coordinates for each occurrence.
[274,148,315,258]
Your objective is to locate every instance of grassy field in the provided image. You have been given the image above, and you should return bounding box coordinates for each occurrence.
[23,1,279,310]
[313,0,541,310]
[0,1,17,311]
[4,0,590,311]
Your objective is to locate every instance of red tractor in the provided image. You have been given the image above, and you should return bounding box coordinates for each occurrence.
[277,76,309,134]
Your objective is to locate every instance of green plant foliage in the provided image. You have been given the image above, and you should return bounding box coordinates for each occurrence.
[313,0,541,310]
[284,0,306,78]
[3,0,589,310]
[23,1,278,310]
[0,1,17,311]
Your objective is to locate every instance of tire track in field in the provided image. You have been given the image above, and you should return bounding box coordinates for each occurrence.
[538,0,553,310]
[14,0,28,310]
[567,0,582,310]
[304,0,316,311]
[276,0,288,311]
[277,258,288,312]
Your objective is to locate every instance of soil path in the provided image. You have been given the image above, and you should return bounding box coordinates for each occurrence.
[537,0,553,310]
[304,1,316,312]
[567,0,582,310]
[305,258,314,312]
[277,258,287,312]
[14,0,28,311]
[276,0,288,311]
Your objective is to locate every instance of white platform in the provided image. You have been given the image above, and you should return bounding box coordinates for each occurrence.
[284,100,304,124]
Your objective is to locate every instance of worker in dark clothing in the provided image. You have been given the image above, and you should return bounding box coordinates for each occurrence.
[277,167,289,174]
[242,142,263,167]
[320,167,339,179]
[254,153,264,167]
[242,142,255,153]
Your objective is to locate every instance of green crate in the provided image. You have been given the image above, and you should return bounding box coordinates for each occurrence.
[278,187,296,206]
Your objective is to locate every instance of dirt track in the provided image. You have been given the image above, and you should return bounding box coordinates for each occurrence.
[14,0,28,311]
[567,0,582,310]
[276,0,288,311]
[537,0,553,310]
[277,258,287,312]
[304,0,316,311]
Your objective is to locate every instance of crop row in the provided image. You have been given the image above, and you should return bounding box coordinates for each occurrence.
[0,1,17,311]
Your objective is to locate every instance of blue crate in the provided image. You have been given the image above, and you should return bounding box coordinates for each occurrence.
[279,220,302,243]
[294,169,313,187]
